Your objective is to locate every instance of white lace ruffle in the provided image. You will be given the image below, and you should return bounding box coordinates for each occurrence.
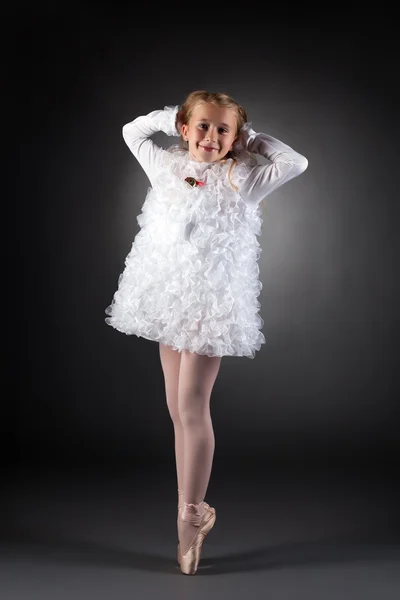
[105,147,266,358]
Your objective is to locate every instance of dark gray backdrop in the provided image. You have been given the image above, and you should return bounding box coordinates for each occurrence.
[7,12,399,473]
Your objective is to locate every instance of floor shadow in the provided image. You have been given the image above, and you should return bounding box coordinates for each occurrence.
[1,528,399,575]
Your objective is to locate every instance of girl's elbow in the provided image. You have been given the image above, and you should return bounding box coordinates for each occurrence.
[122,122,134,141]
[297,155,308,173]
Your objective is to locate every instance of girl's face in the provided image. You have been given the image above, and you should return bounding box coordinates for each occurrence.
[181,102,238,163]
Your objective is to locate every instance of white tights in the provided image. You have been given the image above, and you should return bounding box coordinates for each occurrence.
[159,342,221,552]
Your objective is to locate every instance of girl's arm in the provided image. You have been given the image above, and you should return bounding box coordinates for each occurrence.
[122,105,180,186]
[237,123,308,207]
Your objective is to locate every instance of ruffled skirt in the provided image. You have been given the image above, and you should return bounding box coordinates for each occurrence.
[105,179,266,358]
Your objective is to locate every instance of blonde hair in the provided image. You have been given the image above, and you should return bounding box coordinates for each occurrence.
[176,90,267,215]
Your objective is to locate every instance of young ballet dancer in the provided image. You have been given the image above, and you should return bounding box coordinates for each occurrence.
[105,90,308,574]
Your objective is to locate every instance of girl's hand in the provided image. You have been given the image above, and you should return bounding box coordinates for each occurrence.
[234,122,256,151]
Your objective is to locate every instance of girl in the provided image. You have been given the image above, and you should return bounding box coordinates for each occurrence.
[105,90,308,575]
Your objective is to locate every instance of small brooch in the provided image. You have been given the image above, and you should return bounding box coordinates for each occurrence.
[185,177,205,188]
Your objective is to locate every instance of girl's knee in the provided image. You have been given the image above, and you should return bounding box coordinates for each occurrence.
[179,410,210,429]
[178,394,210,427]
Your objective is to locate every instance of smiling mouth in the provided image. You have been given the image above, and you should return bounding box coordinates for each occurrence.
[199,145,218,152]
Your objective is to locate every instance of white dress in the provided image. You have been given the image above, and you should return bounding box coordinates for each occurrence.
[105,105,308,358]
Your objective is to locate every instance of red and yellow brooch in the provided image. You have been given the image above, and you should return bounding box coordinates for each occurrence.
[185,177,205,188]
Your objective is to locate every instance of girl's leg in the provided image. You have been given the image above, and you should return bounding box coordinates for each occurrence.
[159,343,184,507]
[177,349,222,555]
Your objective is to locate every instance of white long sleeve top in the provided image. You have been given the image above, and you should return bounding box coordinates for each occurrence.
[122,105,308,207]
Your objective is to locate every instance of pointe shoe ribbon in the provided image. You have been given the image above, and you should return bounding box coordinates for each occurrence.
[180,501,207,524]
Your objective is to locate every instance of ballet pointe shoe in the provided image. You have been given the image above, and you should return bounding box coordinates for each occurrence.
[178,503,216,575]
[177,500,212,565]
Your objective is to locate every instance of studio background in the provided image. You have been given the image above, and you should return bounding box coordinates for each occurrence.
[6,12,399,479]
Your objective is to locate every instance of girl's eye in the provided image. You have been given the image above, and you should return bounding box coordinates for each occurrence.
[199,124,228,134]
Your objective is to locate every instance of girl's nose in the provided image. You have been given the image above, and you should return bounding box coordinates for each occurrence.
[205,126,217,141]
